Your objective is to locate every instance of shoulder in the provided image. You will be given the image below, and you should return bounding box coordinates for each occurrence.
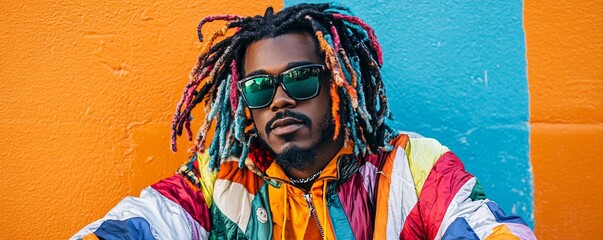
[389,132,449,155]
[178,152,264,198]
[208,155,268,238]
[212,156,264,197]
[404,134,451,169]
[386,132,451,169]
[383,133,464,195]
[170,152,263,208]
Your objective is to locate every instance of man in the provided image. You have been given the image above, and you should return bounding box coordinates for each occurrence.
[73,3,535,239]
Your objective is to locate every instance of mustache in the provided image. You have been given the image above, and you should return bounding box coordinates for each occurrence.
[265,110,312,135]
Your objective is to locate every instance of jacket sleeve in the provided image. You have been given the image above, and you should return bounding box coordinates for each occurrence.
[399,137,536,240]
[71,153,216,240]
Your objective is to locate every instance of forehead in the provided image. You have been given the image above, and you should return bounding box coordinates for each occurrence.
[243,33,322,76]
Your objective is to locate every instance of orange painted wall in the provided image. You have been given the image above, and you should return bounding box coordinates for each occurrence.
[0,1,282,239]
[525,1,603,239]
[3,0,601,239]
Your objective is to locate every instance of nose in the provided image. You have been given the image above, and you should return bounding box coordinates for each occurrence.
[270,85,296,111]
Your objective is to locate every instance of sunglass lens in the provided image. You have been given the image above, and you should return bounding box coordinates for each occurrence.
[242,77,274,107]
[282,67,320,99]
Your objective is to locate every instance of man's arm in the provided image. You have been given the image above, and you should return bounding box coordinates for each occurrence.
[388,136,536,239]
[71,153,215,240]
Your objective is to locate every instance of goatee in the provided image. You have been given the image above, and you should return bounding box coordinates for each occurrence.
[273,113,333,171]
[275,145,317,170]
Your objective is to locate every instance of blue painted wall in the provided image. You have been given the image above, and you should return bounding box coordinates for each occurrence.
[285,0,534,226]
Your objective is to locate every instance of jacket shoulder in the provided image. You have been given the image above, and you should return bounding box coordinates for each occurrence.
[386,133,451,196]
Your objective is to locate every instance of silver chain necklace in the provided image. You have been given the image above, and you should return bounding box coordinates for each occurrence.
[289,170,323,184]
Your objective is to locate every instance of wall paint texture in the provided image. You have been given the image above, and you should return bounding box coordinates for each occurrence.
[287,0,533,226]
[525,1,603,238]
[0,1,282,239]
[1,0,601,239]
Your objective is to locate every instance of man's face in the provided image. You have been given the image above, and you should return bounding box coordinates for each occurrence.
[243,33,335,167]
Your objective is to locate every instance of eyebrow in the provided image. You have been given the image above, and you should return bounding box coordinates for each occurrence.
[245,61,316,77]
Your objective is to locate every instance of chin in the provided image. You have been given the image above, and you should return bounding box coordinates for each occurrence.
[279,139,316,152]
[274,143,317,171]
[270,133,315,153]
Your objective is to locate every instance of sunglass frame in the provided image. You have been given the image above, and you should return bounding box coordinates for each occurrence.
[237,64,326,109]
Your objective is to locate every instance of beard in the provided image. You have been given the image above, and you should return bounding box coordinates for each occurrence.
[266,110,334,171]
[275,144,317,170]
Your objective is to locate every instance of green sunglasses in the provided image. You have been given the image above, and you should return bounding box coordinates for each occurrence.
[237,64,326,109]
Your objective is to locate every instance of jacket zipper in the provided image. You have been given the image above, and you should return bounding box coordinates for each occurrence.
[303,193,325,239]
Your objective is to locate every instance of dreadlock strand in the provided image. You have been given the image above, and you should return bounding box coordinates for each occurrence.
[171,64,216,151]
[341,24,389,151]
[378,88,390,123]
[189,24,237,78]
[340,55,365,121]
[234,97,247,143]
[345,56,373,134]
[180,64,214,119]
[177,86,210,141]
[195,36,235,73]
[207,78,230,166]
[313,30,344,140]
[206,77,227,125]
[237,134,254,169]
[197,14,242,42]
[349,38,379,118]
[193,79,226,153]
[280,8,327,29]
[286,3,330,14]
[229,60,240,113]
[329,24,341,53]
[329,22,360,110]
[221,123,235,160]
[329,81,341,140]
[310,22,357,108]
[195,118,212,153]
[339,49,358,88]
[343,125,351,148]
[325,3,353,14]
[180,38,233,120]
[207,46,234,86]
[200,25,234,60]
[207,124,221,169]
[314,31,343,87]
[311,16,367,142]
[341,88,363,155]
[178,76,213,131]
[217,76,233,160]
[332,14,383,66]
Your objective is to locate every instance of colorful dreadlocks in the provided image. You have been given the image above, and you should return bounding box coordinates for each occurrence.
[171,3,395,169]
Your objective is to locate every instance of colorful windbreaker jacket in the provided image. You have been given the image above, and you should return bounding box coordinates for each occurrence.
[72,134,536,239]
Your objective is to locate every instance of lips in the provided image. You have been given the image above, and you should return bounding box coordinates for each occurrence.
[264,110,312,137]
[270,117,304,135]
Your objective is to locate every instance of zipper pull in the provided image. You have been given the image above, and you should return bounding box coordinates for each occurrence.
[302,193,326,239]
[303,193,314,211]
